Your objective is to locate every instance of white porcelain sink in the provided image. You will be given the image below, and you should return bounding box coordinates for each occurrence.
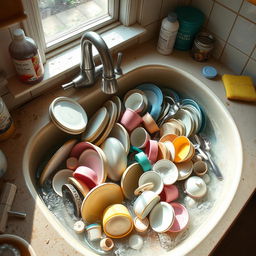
[23,65,242,256]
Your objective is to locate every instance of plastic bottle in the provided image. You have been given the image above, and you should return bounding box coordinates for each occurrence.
[157,12,179,55]
[0,97,15,141]
[9,28,44,84]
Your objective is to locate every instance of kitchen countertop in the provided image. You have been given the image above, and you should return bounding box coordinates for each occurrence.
[0,40,255,256]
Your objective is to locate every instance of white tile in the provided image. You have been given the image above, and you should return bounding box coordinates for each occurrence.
[191,0,214,18]
[240,1,256,23]
[216,0,243,12]
[207,3,237,40]
[212,34,225,59]
[221,44,249,74]
[139,0,162,26]
[242,58,256,84]
[160,0,178,19]
[228,16,256,55]
[252,48,256,60]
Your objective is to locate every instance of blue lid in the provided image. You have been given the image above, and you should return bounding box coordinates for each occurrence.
[202,66,217,79]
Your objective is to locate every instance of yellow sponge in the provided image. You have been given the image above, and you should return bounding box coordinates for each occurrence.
[222,74,256,102]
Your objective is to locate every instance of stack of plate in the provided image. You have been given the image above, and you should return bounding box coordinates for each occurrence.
[49,97,88,135]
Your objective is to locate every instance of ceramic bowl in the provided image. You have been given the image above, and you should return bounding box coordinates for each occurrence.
[168,202,189,233]
[184,176,207,199]
[176,161,193,181]
[133,190,160,219]
[103,204,133,239]
[149,202,175,233]
[153,159,178,185]
[160,184,179,203]
[101,137,127,181]
[157,142,170,160]
[193,160,208,176]
[0,234,37,256]
[130,127,150,149]
[133,216,149,233]
[173,136,193,163]
[52,169,73,196]
[138,171,164,195]
[163,141,175,161]
[73,166,98,189]
[71,142,107,184]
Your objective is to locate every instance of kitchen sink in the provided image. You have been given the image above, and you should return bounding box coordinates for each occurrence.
[23,65,242,256]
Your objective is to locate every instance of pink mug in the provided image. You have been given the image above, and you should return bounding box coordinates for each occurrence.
[120,108,143,132]
[73,166,98,189]
[160,184,179,203]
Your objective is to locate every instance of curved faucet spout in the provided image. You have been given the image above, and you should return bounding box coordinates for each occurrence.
[62,31,118,94]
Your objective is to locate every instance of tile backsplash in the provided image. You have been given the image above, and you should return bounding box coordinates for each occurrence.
[191,0,256,82]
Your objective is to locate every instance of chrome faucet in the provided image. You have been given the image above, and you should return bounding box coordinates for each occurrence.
[62,31,122,94]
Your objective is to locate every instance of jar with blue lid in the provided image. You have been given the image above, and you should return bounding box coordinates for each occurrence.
[174,6,205,51]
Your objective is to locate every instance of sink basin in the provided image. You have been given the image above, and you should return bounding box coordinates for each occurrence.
[23,65,242,256]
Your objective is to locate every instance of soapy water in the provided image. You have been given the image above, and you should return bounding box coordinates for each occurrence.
[38,165,221,256]
[0,243,21,256]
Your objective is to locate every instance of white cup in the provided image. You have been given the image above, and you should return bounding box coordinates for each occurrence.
[133,191,160,219]
[125,92,145,113]
[138,171,164,195]
[130,127,150,149]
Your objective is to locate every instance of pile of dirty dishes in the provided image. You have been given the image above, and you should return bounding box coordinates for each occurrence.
[41,84,216,253]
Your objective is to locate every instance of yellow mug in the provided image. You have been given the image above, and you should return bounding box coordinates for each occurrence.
[102,204,133,238]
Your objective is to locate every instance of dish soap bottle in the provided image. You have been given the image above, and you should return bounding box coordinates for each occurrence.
[0,97,15,141]
[157,12,179,55]
[9,28,44,84]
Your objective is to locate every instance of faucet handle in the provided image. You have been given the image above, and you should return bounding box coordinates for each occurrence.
[115,52,123,75]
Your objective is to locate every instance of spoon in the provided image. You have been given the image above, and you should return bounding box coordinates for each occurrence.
[193,135,223,181]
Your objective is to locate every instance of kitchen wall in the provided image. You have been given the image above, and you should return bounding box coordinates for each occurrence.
[191,0,256,83]
[0,0,255,107]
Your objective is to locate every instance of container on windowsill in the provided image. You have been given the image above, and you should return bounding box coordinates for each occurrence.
[9,28,44,85]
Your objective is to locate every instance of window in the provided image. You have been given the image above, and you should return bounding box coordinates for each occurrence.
[22,0,119,58]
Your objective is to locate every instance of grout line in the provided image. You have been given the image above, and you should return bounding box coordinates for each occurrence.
[205,0,215,28]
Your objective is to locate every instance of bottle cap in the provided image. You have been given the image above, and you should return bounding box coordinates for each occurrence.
[167,12,177,22]
[12,29,25,41]
[202,66,218,79]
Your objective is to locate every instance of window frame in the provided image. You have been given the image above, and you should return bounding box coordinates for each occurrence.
[22,0,124,62]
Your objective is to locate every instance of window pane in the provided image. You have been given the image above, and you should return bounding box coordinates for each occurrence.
[38,0,108,44]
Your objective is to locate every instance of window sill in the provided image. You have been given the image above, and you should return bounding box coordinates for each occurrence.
[7,24,146,107]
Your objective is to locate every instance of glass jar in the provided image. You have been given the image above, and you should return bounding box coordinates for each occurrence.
[0,97,15,141]
[191,32,215,62]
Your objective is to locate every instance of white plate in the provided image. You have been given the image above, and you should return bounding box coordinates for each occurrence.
[39,139,77,186]
[81,107,110,142]
[52,169,73,196]
[109,123,130,155]
[94,100,117,146]
[49,97,88,134]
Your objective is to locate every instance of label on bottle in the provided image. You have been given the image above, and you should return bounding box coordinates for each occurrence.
[157,27,178,53]
[0,102,12,135]
[13,52,44,82]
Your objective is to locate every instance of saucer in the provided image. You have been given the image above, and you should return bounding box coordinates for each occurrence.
[81,183,124,223]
